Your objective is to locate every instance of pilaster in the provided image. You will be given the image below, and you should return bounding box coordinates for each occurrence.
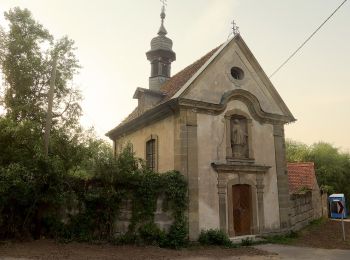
[174,109,199,240]
[273,124,291,230]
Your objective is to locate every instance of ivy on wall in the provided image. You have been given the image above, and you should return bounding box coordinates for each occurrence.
[0,144,189,248]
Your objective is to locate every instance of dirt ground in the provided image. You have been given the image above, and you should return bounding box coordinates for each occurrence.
[290,218,350,249]
[2,219,349,259]
[0,240,271,260]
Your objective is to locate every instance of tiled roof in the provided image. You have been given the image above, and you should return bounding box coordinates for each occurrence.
[160,45,221,100]
[118,45,221,127]
[287,162,317,194]
[118,107,140,126]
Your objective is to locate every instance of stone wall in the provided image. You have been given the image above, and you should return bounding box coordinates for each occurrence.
[290,191,314,231]
[290,190,328,231]
[114,196,174,235]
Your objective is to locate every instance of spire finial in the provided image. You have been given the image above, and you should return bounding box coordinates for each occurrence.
[158,0,168,35]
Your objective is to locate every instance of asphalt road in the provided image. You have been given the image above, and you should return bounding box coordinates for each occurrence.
[254,244,350,260]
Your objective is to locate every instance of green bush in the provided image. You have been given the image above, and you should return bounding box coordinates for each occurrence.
[112,232,138,245]
[241,237,253,246]
[138,222,166,246]
[162,218,189,249]
[198,229,233,247]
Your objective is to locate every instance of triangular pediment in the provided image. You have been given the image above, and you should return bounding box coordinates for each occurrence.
[176,35,295,121]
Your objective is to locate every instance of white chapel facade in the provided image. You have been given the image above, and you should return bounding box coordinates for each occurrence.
[107,7,296,240]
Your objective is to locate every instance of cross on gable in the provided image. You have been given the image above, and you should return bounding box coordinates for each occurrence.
[231,20,240,36]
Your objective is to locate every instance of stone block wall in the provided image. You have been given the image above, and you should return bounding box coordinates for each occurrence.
[114,196,174,235]
[290,191,314,231]
[290,190,328,231]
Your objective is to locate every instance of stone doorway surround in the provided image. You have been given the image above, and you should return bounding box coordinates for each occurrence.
[212,160,270,237]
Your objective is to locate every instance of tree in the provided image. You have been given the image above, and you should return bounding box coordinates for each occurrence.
[0,7,81,128]
[0,8,111,238]
[286,140,350,201]
[285,139,310,162]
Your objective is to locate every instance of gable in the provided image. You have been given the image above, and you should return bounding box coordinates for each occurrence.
[160,46,221,101]
[177,35,295,120]
[107,35,295,139]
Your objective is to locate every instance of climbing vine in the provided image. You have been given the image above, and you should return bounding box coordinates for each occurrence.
[58,145,188,248]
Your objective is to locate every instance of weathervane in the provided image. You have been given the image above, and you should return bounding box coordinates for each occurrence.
[232,20,240,36]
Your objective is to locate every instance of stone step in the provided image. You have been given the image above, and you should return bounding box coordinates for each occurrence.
[230,234,266,244]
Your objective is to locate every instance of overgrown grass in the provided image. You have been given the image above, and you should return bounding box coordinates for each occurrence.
[306,217,327,229]
[263,231,298,244]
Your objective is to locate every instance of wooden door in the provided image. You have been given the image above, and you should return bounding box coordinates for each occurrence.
[232,184,252,236]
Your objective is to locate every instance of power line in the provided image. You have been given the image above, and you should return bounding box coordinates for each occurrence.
[269,0,348,78]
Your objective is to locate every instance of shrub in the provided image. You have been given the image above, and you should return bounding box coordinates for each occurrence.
[198,229,233,247]
[241,237,253,246]
[162,218,189,249]
[138,222,166,246]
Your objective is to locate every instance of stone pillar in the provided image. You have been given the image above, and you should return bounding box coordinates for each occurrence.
[256,174,265,233]
[217,174,228,231]
[273,124,291,230]
[174,109,199,240]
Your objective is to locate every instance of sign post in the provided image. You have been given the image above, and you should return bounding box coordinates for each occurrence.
[336,200,346,241]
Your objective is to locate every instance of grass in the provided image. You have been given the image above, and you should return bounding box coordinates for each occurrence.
[262,231,298,245]
[304,217,327,230]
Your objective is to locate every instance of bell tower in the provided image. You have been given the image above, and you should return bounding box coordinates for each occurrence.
[146,4,176,91]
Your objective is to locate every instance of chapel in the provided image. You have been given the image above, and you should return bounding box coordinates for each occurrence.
[106,6,296,240]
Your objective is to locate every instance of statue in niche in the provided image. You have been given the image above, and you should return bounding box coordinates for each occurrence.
[231,118,248,158]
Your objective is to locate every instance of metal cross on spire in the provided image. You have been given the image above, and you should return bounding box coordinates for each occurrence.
[160,0,167,12]
[231,20,240,36]
[158,0,168,35]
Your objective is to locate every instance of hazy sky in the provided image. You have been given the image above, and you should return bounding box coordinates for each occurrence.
[0,0,349,151]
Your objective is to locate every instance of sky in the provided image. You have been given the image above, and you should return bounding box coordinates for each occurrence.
[0,0,349,151]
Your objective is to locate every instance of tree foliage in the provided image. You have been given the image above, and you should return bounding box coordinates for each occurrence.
[286,139,350,200]
[0,7,189,248]
[0,7,81,128]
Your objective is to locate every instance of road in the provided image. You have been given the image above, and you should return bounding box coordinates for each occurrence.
[254,244,350,260]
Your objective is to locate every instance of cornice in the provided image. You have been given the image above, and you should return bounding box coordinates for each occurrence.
[211,161,271,174]
[178,89,295,124]
[106,99,178,139]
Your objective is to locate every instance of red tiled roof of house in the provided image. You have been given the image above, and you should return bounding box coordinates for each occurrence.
[287,162,317,194]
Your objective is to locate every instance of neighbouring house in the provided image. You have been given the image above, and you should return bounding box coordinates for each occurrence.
[107,6,297,240]
[288,162,328,230]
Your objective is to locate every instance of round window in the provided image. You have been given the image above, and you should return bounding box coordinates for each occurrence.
[230,67,244,80]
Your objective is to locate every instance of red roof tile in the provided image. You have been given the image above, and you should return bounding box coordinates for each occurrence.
[287,162,317,194]
[160,45,221,100]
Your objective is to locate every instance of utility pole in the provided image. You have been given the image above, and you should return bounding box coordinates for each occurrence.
[44,54,58,158]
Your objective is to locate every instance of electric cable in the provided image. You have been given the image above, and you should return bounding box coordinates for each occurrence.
[269,0,348,78]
